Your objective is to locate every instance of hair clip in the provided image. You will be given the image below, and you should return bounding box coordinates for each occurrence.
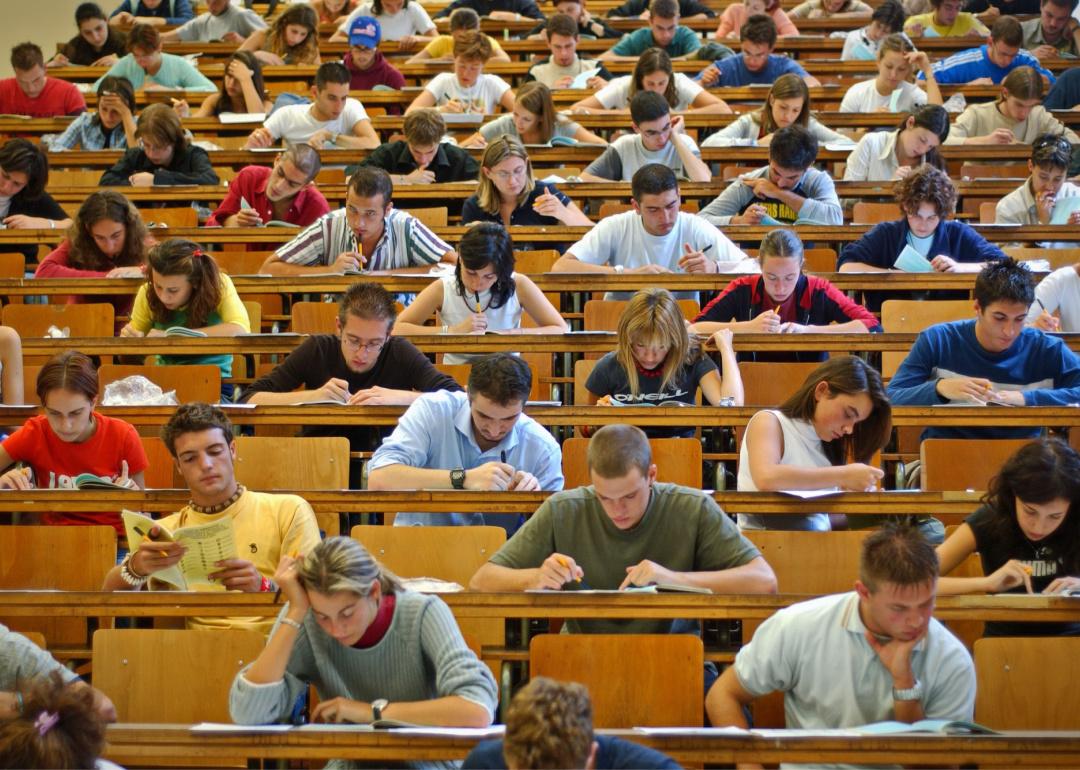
[191,248,205,259]
[34,711,60,737]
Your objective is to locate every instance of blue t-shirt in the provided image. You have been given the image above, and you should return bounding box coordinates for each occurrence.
[703,53,808,86]
[906,230,935,256]
[463,736,681,769]
[923,44,1055,85]
[611,26,702,57]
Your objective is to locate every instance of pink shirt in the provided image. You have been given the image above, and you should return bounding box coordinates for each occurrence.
[715,4,800,38]
[0,78,85,118]
[206,165,330,229]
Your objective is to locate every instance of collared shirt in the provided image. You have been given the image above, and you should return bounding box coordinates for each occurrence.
[48,111,129,152]
[368,390,564,525]
[734,591,976,729]
[995,177,1080,247]
[843,129,903,181]
[206,165,330,228]
[351,139,479,183]
[1021,17,1077,56]
[273,207,450,272]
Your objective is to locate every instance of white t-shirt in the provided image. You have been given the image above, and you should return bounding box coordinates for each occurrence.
[1027,265,1080,332]
[585,133,702,182]
[423,72,511,114]
[337,2,435,39]
[593,73,704,111]
[839,78,927,113]
[263,98,370,143]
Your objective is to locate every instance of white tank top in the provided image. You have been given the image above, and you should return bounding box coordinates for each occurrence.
[737,409,833,531]
[438,272,523,365]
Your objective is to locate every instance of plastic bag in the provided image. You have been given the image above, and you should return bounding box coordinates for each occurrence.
[102,375,179,406]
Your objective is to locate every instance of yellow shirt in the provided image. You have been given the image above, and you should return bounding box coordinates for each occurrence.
[129,272,251,333]
[153,489,321,634]
[421,34,506,58]
[904,11,988,37]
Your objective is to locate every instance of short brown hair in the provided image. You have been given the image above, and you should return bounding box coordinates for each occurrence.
[126,22,161,52]
[282,141,321,181]
[0,672,106,770]
[403,108,446,146]
[586,424,652,479]
[547,12,579,38]
[338,281,398,326]
[990,14,1023,46]
[1001,65,1044,101]
[453,30,493,61]
[10,42,44,71]
[650,0,679,19]
[161,402,235,457]
[894,164,957,218]
[36,351,98,404]
[449,7,481,30]
[860,523,939,592]
[136,102,187,155]
[503,678,593,769]
[742,13,777,46]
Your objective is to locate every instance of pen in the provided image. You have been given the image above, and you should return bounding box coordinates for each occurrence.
[501,450,507,464]
[701,244,713,253]
[1036,297,1047,312]
[133,525,168,558]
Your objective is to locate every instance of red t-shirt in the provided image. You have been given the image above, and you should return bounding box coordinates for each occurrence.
[2,412,148,531]
[0,78,85,118]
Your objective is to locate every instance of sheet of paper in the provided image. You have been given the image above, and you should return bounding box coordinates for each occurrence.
[191,723,292,733]
[569,68,600,89]
[752,728,863,737]
[173,516,238,586]
[219,112,266,124]
[1050,196,1080,225]
[893,244,934,273]
[390,726,507,737]
[779,489,842,499]
[635,726,749,736]
[824,141,856,151]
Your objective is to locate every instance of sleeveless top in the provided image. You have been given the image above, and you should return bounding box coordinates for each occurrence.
[737,409,832,531]
[438,272,523,365]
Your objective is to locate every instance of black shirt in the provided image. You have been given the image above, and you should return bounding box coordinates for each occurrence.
[61,28,128,66]
[525,15,622,38]
[606,0,715,17]
[6,192,68,260]
[98,145,219,187]
[435,0,544,19]
[461,180,570,226]
[240,334,463,452]
[349,140,480,183]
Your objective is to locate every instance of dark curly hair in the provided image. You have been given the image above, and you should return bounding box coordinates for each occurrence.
[67,190,148,271]
[894,164,957,218]
[161,401,234,457]
[973,257,1035,308]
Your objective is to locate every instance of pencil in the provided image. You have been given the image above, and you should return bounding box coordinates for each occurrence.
[133,525,168,558]
[557,556,582,584]
[475,291,482,315]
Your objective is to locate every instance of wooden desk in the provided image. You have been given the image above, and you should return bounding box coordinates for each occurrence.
[100,723,1080,766]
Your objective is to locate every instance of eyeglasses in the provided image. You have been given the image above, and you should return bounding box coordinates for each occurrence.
[491,166,528,181]
[641,122,672,140]
[342,334,388,353]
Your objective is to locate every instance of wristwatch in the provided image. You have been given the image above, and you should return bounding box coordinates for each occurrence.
[371,698,389,721]
[892,679,923,702]
[450,468,466,489]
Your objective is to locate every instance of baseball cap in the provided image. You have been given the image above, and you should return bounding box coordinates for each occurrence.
[348,15,382,48]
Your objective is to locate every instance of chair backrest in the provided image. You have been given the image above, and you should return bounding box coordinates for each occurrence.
[243,300,262,335]
[583,299,701,332]
[351,525,505,587]
[141,206,198,228]
[529,634,703,727]
[802,247,837,274]
[979,200,998,224]
[2,303,115,338]
[214,250,276,275]
[98,364,222,404]
[513,249,560,274]
[435,362,471,389]
[234,436,349,489]
[406,207,449,228]
[1004,246,1080,271]
[851,202,900,225]
[974,637,1080,729]
[880,299,972,378]
[743,530,869,594]
[573,358,598,406]
[560,437,701,489]
[919,438,1032,492]
[960,162,1028,181]
[92,629,265,722]
[739,362,820,407]
[597,201,631,219]
[0,252,26,278]
[290,301,338,335]
[141,436,180,488]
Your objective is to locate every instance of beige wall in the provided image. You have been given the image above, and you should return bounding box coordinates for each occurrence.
[2,2,89,77]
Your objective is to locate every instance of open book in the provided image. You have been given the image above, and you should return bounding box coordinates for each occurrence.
[122,510,237,590]
[165,327,207,338]
[855,719,998,736]
[74,473,137,490]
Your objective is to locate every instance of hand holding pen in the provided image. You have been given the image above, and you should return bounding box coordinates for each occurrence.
[534,553,585,590]
[677,242,715,274]
[1034,298,1061,332]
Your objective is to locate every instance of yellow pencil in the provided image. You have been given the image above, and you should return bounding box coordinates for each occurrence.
[557,556,581,583]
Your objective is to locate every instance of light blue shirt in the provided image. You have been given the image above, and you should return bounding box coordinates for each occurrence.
[94,52,216,92]
[906,230,935,257]
[369,390,564,526]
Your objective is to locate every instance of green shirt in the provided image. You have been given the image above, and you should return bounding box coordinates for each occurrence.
[611,26,702,57]
[490,482,760,634]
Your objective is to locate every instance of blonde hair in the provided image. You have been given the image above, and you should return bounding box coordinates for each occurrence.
[298,536,402,597]
[475,136,535,215]
[615,288,695,396]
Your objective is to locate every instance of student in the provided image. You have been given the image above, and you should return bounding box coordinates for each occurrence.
[1022,0,1080,58]
[394,222,567,362]
[580,91,711,183]
[261,167,456,276]
[555,163,754,285]
[246,62,379,150]
[341,16,407,91]
[330,0,437,47]
[406,8,511,64]
[98,103,218,187]
[948,67,1078,144]
[160,0,266,43]
[936,438,1080,635]
[464,677,680,770]
[584,287,744,438]
[351,108,479,185]
[120,239,250,384]
[1029,263,1080,332]
[714,0,799,39]
[172,52,271,119]
[839,34,942,113]
[600,0,701,60]
[608,0,714,18]
[48,76,136,152]
[887,259,1080,437]
[997,133,1080,234]
[240,4,321,66]
[207,144,329,229]
[697,15,819,87]
[704,74,850,147]
[405,33,515,115]
[434,0,545,21]
[573,48,729,115]
[927,16,1055,83]
[464,82,606,147]
[0,43,85,118]
[736,355,890,530]
[102,403,321,634]
[0,139,72,240]
[313,0,360,24]
[93,23,215,92]
[1044,65,1080,109]
[367,353,564,527]
[0,352,147,533]
[905,0,989,36]
[524,13,612,89]
[230,537,498,730]
[789,0,872,18]
[462,137,593,226]
[48,2,127,68]
[469,422,777,630]
[0,328,22,406]
[843,104,950,181]
[842,0,906,60]
[701,125,843,226]
[527,0,620,40]
[0,628,116,720]
[706,525,976,728]
[838,165,1005,274]
[109,0,194,27]
[691,230,881,360]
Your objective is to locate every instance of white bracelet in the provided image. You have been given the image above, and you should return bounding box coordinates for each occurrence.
[279,617,303,631]
[48,220,54,229]
[441,324,449,334]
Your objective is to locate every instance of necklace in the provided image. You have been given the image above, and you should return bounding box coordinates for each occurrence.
[189,485,245,515]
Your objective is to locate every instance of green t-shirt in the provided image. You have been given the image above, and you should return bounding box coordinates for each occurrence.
[611,26,702,58]
[490,482,760,634]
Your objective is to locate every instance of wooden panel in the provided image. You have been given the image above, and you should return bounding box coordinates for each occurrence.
[744,530,869,595]
[919,439,1032,492]
[351,525,505,588]
[881,299,971,379]
[141,436,180,489]
[851,202,900,225]
[98,364,221,405]
[234,436,349,489]
[975,637,1080,729]
[2,303,115,338]
[290,301,337,335]
[583,299,701,332]
[529,634,703,727]
[561,437,701,489]
[739,362,820,407]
